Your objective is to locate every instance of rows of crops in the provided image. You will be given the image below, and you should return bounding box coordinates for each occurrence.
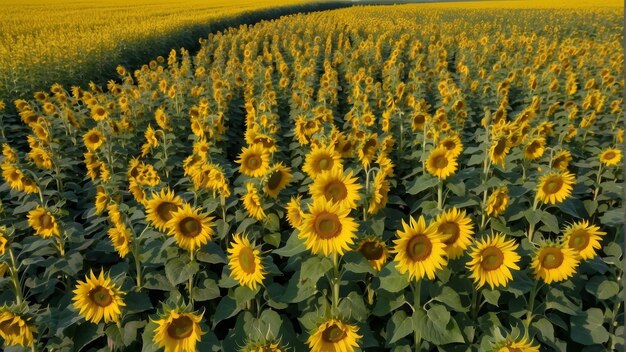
[0,0,345,105]
[0,1,623,351]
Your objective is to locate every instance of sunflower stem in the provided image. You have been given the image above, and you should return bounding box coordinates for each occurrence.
[527,198,539,243]
[437,179,443,211]
[188,250,195,305]
[412,280,422,352]
[8,248,23,305]
[524,280,539,330]
[331,252,340,316]
[366,274,374,305]
[593,164,603,201]
[470,287,482,323]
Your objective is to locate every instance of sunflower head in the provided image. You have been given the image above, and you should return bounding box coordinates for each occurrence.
[241,340,286,352]
[531,242,579,284]
[27,207,60,238]
[83,128,106,151]
[434,207,474,259]
[309,168,362,210]
[485,186,509,217]
[107,224,132,258]
[439,135,463,157]
[165,204,214,252]
[466,233,521,289]
[490,331,540,352]
[152,307,204,352]
[562,220,606,260]
[599,148,622,166]
[523,137,546,161]
[489,137,510,167]
[307,319,361,352]
[357,237,388,271]
[264,163,293,198]
[551,150,572,171]
[237,144,270,178]
[302,144,342,179]
[367,171,390,215]
[286,195,305,229]
[299,199,358,256]
[535,171,575,205]
[146,188,184,232]
[392,215,448,281]
[0,230,8,256]
[227,233,266,290]
[242,183,266,221]
[426,146,458,179]
[72,270,125,324]
[0,308,36,347]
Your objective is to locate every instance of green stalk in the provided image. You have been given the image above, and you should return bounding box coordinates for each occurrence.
[413,280,422,352]
[524,280,539,330]
[8,248,23,305]
[437,179,443,211]
[332,252,340,316]
[188,250,195,305]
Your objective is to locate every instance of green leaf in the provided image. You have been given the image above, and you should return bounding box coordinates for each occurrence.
[413,309,465,345]
[265,213,280,232]
[263,232,281,247]
[586,276,619,300]
[558,198,589,219]
[165,257,199,286]
[234,285,257,306]
[540,211,560,233]
[387,311,413,344]
[524,208,543,226]
[432,286,468,312]
[570,308,609,345]
[406,174,438,195]
[299,256,333,287]
[600,207,624,226]
[427,304,451,331]
[213,296,240,327]
[533,318,555,344]
[343,251,375,275]
[446,181,466,196]
[377,264,409,293]
[273,232,306,257]
[338,292,368,322]
[482,289,500,306]
[193,278,221,302]
[124,291,153,314]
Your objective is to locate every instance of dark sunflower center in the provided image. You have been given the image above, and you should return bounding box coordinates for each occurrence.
[96,108,105,116]
[541,248,564,269]
[255,137,275,149]
[238,246,257,274]
[407,235,432,261]
[89,133,101,143]
[322,324,347,343]
[480,246,504,271]
[434,155,448,169]
[89,286,113,307]
[363,139,377,154]
[494,139,506,155]
[245,155,262,170]
[9,170,20,181]
[156,202,179,222]
[267,170,283,190]
[542,177,563,195]
[413,114,425,126]
[314,212,342,239]
[604,151,616,160]
[40,213,53,229]
[359,241,384,260]
[493,193,506,209]
[180,218,201,238]
[507,347,523,352]
[167,316,194,340]
[443,140,456,151]
[568,229,590,250]
[0,318,21,336]
[439,222,460,245]
[324,180,348,202]
[317,156,332,171]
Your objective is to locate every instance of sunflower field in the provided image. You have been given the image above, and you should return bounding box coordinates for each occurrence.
[0,1,623,351]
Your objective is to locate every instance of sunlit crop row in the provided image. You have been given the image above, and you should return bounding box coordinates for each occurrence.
[0,2,623,351]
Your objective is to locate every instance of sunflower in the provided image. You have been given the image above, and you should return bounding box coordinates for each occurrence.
[83,128,106,150]
[95,186,109,215]
[286,195,304,229]
[1,163,38,194]
[90,105,108,121]
[28,147,53,170]
[531,242,579,284]
[0,310,35,347]
[0,231,7,256]
[299,199,358,256]
[488,137,510,167]
[227,233,265,290]
[153,308,204,352]
[72,270,125,324]
[165,204,214,252]
[439,135,463,157]
[2,144,18,163]
[392,215,447,281]
[145,188,184,232]
[309,168,361,210]
[562,220,607,260]
[368,171,390,215]
[107,203,123,226]
[264,163,293,198]
[302,144,342,179]
[535,171,575,205]
[523,137,546,161]
[599,148,622,167]
[491,334,540,352]
[357,238,388,271]
[27,207,60,238]
[466,233,521,289]
[434,208,474,259]
[242,183,266,221]
[242,341,285,352]
[485,186,509,217]
[107,224,131,258]
[307,319,361,352]
[426,146,458,179]
[551,150,572,171]
[236,144,270,178]
[357,134,378,169]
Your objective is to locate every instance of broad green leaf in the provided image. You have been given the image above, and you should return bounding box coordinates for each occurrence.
[387,311,413,344]
[570,308,609,345]
[165,257,199,286]
[377,264,410,293]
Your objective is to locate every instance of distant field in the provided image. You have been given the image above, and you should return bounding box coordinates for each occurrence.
[0,0,339,105]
